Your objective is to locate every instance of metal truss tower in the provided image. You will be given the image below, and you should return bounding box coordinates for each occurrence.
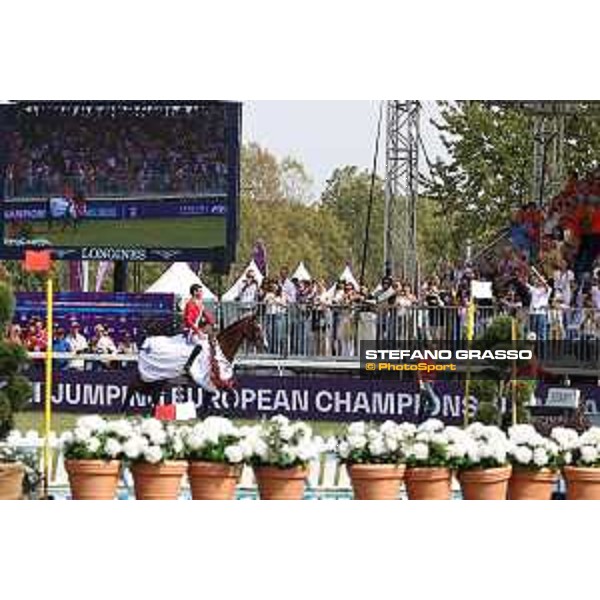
[530,101,566,205]
[384,100,420,283]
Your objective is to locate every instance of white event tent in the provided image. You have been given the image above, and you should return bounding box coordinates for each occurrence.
[291,261,311,281]
[146,262,217,301]
[327,265,360,296]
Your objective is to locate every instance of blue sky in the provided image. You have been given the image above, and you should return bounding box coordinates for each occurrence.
[243,100,446,198]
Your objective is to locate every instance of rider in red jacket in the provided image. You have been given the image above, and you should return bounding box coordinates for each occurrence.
[182,284,215,376]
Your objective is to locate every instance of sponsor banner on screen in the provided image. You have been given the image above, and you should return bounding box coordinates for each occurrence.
[4,197,227,222]
[23,370,600,423]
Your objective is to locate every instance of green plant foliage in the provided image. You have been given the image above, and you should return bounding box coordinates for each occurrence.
[0,284,32,440]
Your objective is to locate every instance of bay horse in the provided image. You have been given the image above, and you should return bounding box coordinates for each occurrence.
[123,312,266,412]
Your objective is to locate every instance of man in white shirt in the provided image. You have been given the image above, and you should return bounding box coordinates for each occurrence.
[65,322,88,371]
[94,325,118,370]
[277,266,296,304]
[553,260,575,307]
[236,269,259,304]
[527,273,552,341]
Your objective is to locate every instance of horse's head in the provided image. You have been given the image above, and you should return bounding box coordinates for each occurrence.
[217,311,269,362]
[245,311,269,353]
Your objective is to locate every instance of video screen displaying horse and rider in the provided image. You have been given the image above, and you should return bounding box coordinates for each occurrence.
[1,102,239,251]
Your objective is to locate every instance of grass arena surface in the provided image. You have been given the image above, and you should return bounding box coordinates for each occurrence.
[28,216,226,248]
[15,412,342,437]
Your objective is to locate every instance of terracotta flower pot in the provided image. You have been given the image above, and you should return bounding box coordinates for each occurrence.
[131,461,187,500]
[254,466,308,500]
[405,467,452,500]
[188,461,242,500]
[0,463,24,500]
[66,460,121,500]
[508,468,558,500]
[348,464,406,500]
[458,466,512,500]
[563,466,600,500]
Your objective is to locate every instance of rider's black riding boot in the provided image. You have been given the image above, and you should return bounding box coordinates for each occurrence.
[183,345,203,377]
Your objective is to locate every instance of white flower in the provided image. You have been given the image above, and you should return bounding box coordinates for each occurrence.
[279,425,294,442]
[338,441,350,459]
[397,423,417,438]
[348,422,366,436]
[271,415,290,427]
[347,435,367,450]
[580,428,600,447]
[418,419,444,433]
[239,439,254,458]
[86,437,101,454]
[514,446,533,465]
[140,418,164,436]
[105,438,121,458]
[6,431,22,446]
[123,438,142,460]
[368,437,386,457]
[411,442,429,461]
[466,422,486,438]
[447,442,467,459]
[416,431,432,443]
[149,429,167,446]
[380,421,398,436]
[294,423,312,440]
[384,437,399,453]
[252,438,269,459]
[509,424,538,445]
[224,445,244,464]
[74,427,91,442]
[77,416,107,434]
[25,430,39,443]
[467,446,481,463]
[281,445,298,462]
[551,427,579,451]
[186,431,205,451]
[143,445,163,464]
[172,435,184,455]
[366,429,379,442]
[107,419,133,438]
[532,447,549,467]
[580,445,598,464]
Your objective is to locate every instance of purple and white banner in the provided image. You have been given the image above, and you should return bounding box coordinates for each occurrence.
[24,371,600,423]
[3,197,227,222]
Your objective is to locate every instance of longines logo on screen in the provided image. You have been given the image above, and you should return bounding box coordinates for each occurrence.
[81,248,147,261]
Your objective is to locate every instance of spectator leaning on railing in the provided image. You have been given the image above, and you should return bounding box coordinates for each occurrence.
[65,321,88,371]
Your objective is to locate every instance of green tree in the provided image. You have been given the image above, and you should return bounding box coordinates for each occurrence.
[320,166,385,286]
[226,143,350,284]
[280,156,314,205]
[425,101,532,249]
[241,142,285,204]
[425,101,600,251]
[0,282,32,440]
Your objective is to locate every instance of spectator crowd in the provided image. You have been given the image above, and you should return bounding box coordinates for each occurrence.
[4,104,228,198]
[6,318,138,371]
[223,257,600,357]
